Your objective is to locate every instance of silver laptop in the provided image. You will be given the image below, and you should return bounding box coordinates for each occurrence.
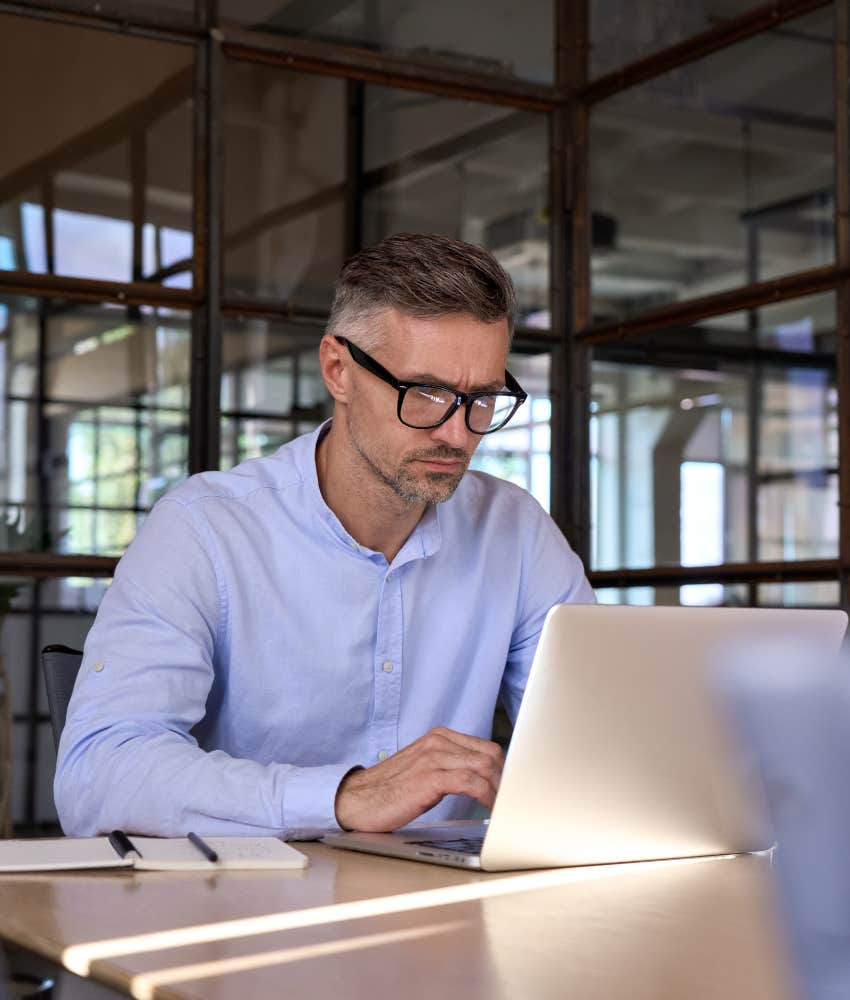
[323,604,848,871]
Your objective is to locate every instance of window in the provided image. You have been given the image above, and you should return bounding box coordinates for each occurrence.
[0,14,194,288]
[590,294,838,571]
[1,296,190,555]
[220,0,555,83]
[589,9,833,321]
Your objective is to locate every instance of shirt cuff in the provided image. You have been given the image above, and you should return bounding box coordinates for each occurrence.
[281,762,363,836]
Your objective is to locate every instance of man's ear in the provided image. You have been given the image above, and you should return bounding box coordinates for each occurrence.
[319,335,352,403]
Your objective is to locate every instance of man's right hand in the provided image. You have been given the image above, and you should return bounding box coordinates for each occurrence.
[334,727,504,833]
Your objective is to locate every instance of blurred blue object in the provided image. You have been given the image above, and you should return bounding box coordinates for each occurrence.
[715,637,850,1000]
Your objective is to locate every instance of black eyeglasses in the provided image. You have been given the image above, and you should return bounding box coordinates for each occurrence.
[335,336,527,435]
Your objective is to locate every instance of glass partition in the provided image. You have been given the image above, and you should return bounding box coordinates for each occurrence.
[0,13,194,288]
[589,0,769,79]
[594,581,839,608]
[0,296,190,555]
[223,62,347,309]
[595,584,750,606]
[220,316,330,469]
[590,295,838,572]
[220,0,555,84]
[20,0,195,27]
[363,87,550,325]
[1,576,103,829]
[469,350,551,510]
[756,581,841,607]
[589,8,833,322]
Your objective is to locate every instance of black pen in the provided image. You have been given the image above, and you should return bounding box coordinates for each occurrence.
[108,829,142,859]
[187,831,219,863]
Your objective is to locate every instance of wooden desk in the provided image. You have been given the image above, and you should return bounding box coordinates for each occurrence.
[0,844,799,1000]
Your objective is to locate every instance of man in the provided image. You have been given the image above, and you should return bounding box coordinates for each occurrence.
[55,232,594,838]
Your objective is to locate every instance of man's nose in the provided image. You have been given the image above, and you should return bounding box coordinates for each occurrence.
[429,404,473,450]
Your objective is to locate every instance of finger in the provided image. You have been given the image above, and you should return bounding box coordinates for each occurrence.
[419,748,502,787]
[426,727,504,762]
[387,731,492,772]
[352,730,504,798]
[426,768,497,809]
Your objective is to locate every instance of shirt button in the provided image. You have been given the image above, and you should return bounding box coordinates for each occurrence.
[377,750,389,762]
[382,661,394,673]
[386,572,393,582]
[92,662,105,672]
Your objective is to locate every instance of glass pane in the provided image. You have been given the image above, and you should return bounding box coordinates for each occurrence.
[759,370,838,561]
[595,581,841,608]
[0,13,194,287]
[220,317,331,468]
[20,1,195,28]
[363,88,550,326]
[223,62,346,308]
[0,297,190,555]
[1,580,33,717]
[590,295,837,571]
[40,576,112,610]
[10,719,61,828]
[589,9,833,322]
[2,578,100,831]
[695,293,837,353]
[757,581,840,608]
[220,0,554,84]
[595,585,750,606]
[469,351,551,510]
[589,0,768,79]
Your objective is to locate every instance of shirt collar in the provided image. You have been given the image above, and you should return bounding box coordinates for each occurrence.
[298,419,443,564]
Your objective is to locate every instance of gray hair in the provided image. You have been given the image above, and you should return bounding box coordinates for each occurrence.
[326,232,518,351]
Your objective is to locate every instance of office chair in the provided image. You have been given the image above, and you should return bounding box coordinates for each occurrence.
[41,645,83,751]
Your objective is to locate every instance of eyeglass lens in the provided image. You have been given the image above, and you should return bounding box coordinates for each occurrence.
[400,386,515,433]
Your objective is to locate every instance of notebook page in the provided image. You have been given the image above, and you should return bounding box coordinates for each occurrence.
[130,837,308,870]
[0,837,132,872]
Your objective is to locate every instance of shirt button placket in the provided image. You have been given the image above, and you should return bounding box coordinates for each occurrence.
[372,570,402,764]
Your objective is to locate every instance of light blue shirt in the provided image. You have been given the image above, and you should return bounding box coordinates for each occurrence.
[55,422,594,838]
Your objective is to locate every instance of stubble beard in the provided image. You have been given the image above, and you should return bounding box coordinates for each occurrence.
[348,417,469,506]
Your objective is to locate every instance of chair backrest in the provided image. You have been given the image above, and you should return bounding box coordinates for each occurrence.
[41,645,83,751]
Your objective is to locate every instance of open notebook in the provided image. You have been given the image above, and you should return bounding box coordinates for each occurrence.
[0,835,308,872]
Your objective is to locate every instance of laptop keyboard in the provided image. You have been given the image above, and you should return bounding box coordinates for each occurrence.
[407,837,484,855]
